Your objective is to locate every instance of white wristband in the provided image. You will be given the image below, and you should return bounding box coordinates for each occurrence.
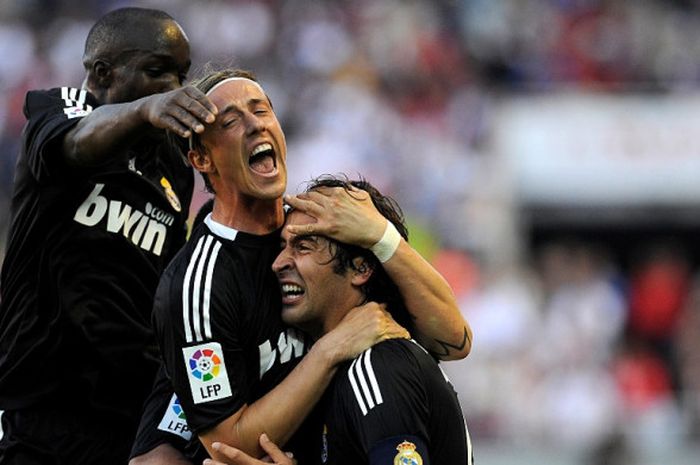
[370,221,401,263]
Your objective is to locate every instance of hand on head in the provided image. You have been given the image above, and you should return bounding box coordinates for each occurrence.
[141,86,218,139]
[284,185,387,249]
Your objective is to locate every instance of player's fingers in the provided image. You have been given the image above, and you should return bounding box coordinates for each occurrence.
[283,194,324,217]
[167,105,210,134]
[259,434,295,465]
[182,86,219,119]
[158,114,193,138]
[207,442,256,465]
[285,220,324,237]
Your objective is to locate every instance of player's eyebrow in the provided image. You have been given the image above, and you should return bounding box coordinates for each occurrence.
[218,98,269,118]
[290,233,322,248]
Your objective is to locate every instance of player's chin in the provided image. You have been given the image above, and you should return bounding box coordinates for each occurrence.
[281,304,304,325]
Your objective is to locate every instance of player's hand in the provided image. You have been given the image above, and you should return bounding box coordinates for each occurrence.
[203,434,295,465]
[284,186,387,249]
[316,301,410,365]
[140,85,218,139]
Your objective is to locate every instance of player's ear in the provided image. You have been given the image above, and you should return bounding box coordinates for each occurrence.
[351,257,373,286]
[189,146,214,174]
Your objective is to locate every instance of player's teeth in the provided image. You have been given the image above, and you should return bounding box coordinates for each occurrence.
[282,284,303,294]
[251,143,272,156]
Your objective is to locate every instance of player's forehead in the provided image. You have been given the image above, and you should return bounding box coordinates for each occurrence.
[207,78,268,107]
[281,210,315,240]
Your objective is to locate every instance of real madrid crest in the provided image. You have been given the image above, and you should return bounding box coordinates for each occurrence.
[160,176,182,212]
[393,440,423,465]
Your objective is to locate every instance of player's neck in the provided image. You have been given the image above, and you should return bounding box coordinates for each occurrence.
[211,195,284,235]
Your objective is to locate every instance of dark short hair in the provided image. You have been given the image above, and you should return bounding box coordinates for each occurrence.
[187,68,262,194]
[83,8,174,67]
[300,174,413,330]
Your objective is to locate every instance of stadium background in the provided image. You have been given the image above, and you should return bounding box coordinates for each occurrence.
[1,0,700,463]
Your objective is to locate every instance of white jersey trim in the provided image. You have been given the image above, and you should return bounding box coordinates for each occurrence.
[347,348,383,416]
[183,234,222,343]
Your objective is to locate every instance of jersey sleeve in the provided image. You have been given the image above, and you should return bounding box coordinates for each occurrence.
[22,87,96,182]
[154,236,253,434]
[130,364,193,460]
[337,342,432,464]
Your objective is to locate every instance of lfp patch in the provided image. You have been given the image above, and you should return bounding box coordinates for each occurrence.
[182,342,232,404]
[158,394,192,440]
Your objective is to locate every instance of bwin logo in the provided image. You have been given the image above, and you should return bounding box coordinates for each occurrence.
[74,184,170,256]
[145,203,174,227]
[258,328,306,379]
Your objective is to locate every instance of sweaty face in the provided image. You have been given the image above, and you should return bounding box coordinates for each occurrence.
[199,79,287,201]
[272,211,355,336]
[107,19,191,103]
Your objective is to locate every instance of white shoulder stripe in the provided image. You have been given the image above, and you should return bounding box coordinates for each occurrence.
[182,237,205,342]
[348,348,383,416]
[182,235,221,343]
[60,87,70,106]
[202,240,222,339]
[60,86,93,118]
[191,235,215,341]
[363,348,383,404]
[182,236,207,343]
[348,358,367,415]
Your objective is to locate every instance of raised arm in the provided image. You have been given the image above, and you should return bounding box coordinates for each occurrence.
[284,187,472,360]
[63,85,217,167]
[200,303,408,461]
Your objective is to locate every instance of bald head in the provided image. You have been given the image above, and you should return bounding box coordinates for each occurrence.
[81,7,191,104]
[83,7,185,69]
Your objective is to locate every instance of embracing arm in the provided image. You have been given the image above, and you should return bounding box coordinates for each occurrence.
[62,86,217,167]
[200,304,408,461]
[202,435,293,465]
[129,444,193,465]
[381,237,472,359]
[285,188,472,360]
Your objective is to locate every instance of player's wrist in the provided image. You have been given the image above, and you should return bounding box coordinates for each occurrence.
[311,333,345,367]
[369,221,401,263]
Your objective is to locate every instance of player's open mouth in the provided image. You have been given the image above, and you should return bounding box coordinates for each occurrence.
[249,143,277,175]
[281,283,304,304]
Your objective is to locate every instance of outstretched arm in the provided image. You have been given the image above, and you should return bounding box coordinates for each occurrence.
[63,86,217,166]
[285,187,472,360]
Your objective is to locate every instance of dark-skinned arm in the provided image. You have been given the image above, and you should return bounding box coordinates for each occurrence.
[63,86,217,167]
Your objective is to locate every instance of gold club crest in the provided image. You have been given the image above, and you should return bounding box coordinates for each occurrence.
[393,440,423,465]
[160,177,182,212]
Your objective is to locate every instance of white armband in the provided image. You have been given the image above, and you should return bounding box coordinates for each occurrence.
[370,221,401,263]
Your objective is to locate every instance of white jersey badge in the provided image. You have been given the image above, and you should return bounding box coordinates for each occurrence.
[157,393,192,440]
[183,342,232,404]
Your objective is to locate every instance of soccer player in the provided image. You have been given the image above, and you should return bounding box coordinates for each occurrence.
[130,69,471,465]
[206,175,473,464]
[0,8,217,465]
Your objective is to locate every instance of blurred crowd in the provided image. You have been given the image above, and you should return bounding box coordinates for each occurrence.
[2,0,700,462]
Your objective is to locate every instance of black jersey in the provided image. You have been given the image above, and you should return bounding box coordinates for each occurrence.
[130,364,209,462]
[321,339,474,465]
[0,87,193,420]
[151,216,319,458]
